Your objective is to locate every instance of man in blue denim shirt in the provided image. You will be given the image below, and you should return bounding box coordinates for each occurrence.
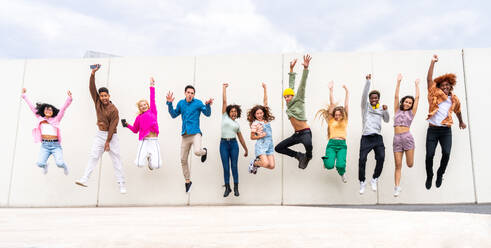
[167,85,213,193]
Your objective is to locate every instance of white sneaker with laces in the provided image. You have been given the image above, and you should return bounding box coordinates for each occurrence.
[359,181,366,194]
[119,182,127,194]
[341,174,347,183]
[371,178,378,191]
[394,186,402,197]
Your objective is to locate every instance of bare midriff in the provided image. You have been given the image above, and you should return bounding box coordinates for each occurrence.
[42,135,58,140]
[394,126,410,134]
[330,137,346,140]
[146,132,158,138]
[289,117,309,131]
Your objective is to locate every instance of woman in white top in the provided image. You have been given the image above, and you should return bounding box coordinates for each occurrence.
[220,83,248,197]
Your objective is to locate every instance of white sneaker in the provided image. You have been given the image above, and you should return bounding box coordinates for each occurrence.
[42,166,48,175]
[75,179,88,187]
[62,166,69,175]
[119,182,127,194]
[371,178,378,191]
[248,159,255,174]
[359,181,366,194]
[394,186,402,197]
[341,174,347,183]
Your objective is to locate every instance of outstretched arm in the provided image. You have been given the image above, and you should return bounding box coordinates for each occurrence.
[54,91,73,122]
[126,117,140,134]
[361,74,371,117]
[296,54,311,101]
[20,88,38,116]
[166,91,180,118]
[222,83,228,114]
[412,79,420,115]
[394,73,402,114]
[427,55,438,89]
[328,81,335,115]
[149,77,157,114]
[343,84,349,117]
[89,64,100,104]
[201,99,212,117]
[262,83,268,107]
[288,59,297,89]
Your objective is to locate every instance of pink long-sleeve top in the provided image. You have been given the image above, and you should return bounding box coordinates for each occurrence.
[21,94,72,143]
[126,86,159,140]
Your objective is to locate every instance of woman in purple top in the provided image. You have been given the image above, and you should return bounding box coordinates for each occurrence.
[122,77,161,170]
[393,74,420,197]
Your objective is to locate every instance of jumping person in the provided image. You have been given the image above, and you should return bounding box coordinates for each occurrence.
[167,85,213,193]
[358,74,390,194]
[21,88,72,175]
[275,54,313,169]
[220,83,248,197]
[247,83,275,174]
[425,54,466,189]
[316,81,349,183]
[393,74,420,196]
[76,64,126,194]
[121,77,162,170]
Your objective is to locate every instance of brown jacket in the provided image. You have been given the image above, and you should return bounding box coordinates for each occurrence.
[426,84,461,127]
[90,73,119,142]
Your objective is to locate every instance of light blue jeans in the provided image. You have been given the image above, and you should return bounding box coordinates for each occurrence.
[37,141,67,169]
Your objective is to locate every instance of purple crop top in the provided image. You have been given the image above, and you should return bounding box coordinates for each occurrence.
[394,110,414,127]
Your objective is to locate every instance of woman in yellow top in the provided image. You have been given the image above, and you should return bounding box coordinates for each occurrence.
[317,81,349,183]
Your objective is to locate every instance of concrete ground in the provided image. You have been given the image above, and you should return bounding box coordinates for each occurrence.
[0,206,490,248]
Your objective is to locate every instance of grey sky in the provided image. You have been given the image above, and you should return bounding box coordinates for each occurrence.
[1,0,489,59]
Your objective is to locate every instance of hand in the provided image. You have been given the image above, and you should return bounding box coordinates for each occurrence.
[244,150,248,157]
[397,73,403,82]
[432,54,439,63]
[121,119,128,127]
[104,142,110,152]
[223,83,229,89]
[67,90,72,97]
[302,54,312,69]
[289,58,297,72]
[166,91,174,102]
[21,88,26,94]
[328,81,334,90]
[366,74,371,80]
[415,79,420,86]
[459,122,467,130]
[205,98,214,105]
[91,64,100,74]
[342,84,348,91]
[258,132,266,139]
[261,82,266,89]
[150,77,155,87]
[382,105,388,110]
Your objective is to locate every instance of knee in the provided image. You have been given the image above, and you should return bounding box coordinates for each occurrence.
[274,145,282,153]
[407,163,414,168]
[323,158,335,169]
[442,150,451,158]
[269,163,275,170]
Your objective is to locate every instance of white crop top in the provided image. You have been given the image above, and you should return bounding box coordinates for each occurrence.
[41,123,57,136]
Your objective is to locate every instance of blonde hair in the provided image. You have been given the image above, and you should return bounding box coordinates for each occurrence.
[316,105,346,125]
[136,99,149,115]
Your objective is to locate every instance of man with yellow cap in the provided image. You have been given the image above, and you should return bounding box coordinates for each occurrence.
[274,54,313,169]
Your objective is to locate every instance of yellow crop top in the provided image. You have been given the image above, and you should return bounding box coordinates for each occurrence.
[328,117,348,139]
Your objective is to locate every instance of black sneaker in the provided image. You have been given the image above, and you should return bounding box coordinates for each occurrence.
[425,174,433,190]
[298,154,310,169]
[201,148,208,163]
[435,174,443,188]
[185,181,192,193]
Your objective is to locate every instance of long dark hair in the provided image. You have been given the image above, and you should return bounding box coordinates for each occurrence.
[247,105,275,125]
[399,96,415,111]
[36,103,60,117]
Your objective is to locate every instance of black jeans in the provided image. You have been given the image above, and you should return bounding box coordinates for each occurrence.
[275,129,313,159]
[425,126,452,178]
[358,134,385,182]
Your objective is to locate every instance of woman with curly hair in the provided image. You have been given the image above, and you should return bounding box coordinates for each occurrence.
[21,88,72,175]
[121,77,162,170]
[317,81,349,183]
[220,83,249,197]
[247,83,275,174]
[425,54,467,190]
[392,73,420,197]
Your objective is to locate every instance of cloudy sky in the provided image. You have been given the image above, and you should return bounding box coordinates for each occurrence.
[1,0,489,59]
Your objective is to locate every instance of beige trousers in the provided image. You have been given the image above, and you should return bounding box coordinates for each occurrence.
[180,134,206,180]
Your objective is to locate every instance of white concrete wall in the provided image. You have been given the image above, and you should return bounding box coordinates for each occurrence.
[463,48,491,203]
[1,49,486,207]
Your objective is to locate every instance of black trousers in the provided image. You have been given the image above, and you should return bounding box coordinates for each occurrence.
[358,134,385,182]
[425,126,452,178]
[275,129,313,159]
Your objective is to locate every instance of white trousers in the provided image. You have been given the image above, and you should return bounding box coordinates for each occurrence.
[81,130,125,183]
[135,137,162,169]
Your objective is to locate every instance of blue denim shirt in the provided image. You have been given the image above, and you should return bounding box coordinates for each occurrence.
[167,98,211,135]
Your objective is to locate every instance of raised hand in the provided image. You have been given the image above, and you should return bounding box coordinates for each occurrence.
[432,54,439,63]
[382,105,388,110]
[91,64,100,74]
[342,84,348,91]
[67,90,72,97]
[289,59,297,72]
[223,83,229,89]
[262,82,267,89]
[366,74,372,80]
[22,88,26,94]
[328,81,334,89]
[302,54,312,69]
[415,78,420,86]
[150,77,155,87]
[397,73,403,83]
[166,91,174,103]
[205,98,214,105]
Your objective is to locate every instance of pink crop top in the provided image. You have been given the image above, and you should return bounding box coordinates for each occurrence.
[394,110,414,127]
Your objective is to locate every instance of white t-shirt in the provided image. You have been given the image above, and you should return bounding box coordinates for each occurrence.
[429,97,452,126]
[41,123,57,136]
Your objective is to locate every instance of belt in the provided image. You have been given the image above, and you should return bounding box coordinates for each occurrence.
[221,138,236,141]
[42,139,59,142]
[295,128,311,133]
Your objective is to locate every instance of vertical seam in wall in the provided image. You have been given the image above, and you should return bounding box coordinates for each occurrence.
[6,59,27,206]
[280,54,285,206]
[461,49,478,204]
